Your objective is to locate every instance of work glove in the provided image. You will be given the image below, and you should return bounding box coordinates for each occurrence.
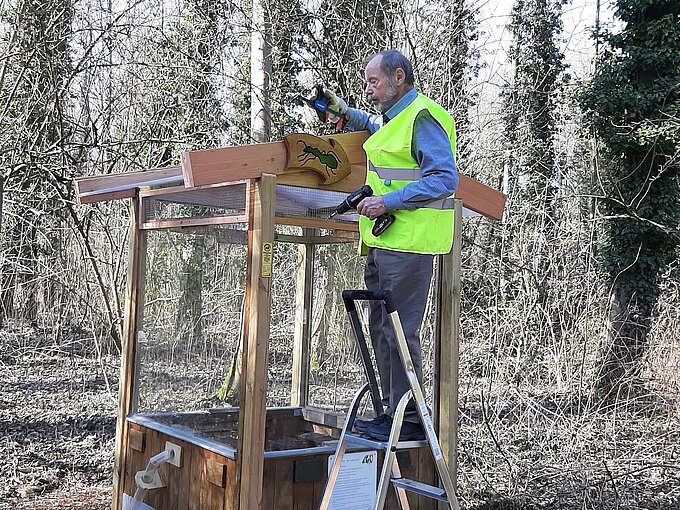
[322,88,348,117]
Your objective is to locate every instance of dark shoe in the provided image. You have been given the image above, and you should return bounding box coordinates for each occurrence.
[354,414,390,433]
[367,420,425,441]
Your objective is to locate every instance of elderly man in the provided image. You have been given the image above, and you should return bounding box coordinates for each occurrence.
[324,50,458,441]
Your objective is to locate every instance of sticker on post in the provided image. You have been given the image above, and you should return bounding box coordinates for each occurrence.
[327,450,377,509]
[261,242,273,277]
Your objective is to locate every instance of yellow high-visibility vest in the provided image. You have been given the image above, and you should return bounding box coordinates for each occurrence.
[360,93,456,254]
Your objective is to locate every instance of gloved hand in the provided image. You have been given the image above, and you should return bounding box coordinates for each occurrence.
[323,88,348,117]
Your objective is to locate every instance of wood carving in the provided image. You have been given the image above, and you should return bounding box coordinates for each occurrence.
[283,134,351,185]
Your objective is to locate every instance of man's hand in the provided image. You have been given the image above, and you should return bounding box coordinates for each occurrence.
[357,196,387,220]
[323,88,348,115]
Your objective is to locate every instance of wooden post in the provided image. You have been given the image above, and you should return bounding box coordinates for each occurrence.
[237,175,275,510]
[291,229,315,407]
[435,198,462,502]
[112,194,147,510]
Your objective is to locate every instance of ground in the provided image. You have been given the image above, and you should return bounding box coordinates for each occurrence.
[2,326,679,509]
[1,327,117,510]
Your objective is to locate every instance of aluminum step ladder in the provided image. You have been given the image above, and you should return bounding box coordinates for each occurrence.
[319,290,460,510]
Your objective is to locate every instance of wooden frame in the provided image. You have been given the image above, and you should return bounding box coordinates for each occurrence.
[112,194,147,510]
[73,132,506,510]
[434,199,463,501]
[291,228,316,407]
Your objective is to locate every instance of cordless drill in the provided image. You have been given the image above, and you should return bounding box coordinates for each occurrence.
[296,84,349,131]
[329,185,395,236]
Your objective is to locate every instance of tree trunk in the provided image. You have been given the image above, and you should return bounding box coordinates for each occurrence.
[598,270,658,399]
[250,0,271,143]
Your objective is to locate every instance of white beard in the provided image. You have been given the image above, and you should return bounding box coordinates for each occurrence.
[369,81,399,113]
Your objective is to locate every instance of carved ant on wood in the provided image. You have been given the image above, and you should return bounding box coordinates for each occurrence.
[297,140,341,176]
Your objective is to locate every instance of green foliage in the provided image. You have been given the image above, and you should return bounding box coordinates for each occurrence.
[578,0,680,390]
[579,0,680,281]
[503,0,567,200]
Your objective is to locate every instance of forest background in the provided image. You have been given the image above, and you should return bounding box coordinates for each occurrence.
[1,0,679,508]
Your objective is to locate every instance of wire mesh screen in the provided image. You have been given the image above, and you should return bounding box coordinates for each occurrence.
[137,228,247,413]
[275,185,357,223]
[142,183,358,226]
[145,183,248,222]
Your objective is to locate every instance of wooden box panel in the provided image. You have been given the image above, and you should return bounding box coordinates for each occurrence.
[120,417,437,510]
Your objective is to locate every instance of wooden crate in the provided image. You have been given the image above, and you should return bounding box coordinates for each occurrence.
[120,408,437,510]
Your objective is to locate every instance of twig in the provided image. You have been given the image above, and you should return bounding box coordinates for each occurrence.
[602,459,620,505]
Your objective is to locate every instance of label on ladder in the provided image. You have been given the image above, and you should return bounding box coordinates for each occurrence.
[327,450,378,509]
[418,402,444,461]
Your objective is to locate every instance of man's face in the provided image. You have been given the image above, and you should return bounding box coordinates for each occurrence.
[364,56,399,113]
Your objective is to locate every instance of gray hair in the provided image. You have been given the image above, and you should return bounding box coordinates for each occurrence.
[365,50,415,86]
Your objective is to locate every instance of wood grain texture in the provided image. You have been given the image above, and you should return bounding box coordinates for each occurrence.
[113,196,146,510]
[129,429,145,452]
[456,174,505,221]
[75,166,183,204]
[435,200,462,507]
[236,175,276,510]
[182,132,369,192]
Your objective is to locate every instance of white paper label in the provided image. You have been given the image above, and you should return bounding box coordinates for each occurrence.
[327,450,378,510]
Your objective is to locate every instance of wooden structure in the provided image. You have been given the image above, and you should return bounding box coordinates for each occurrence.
[75,131,505,510]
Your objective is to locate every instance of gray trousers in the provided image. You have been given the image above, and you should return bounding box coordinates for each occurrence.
[364,248,433,423]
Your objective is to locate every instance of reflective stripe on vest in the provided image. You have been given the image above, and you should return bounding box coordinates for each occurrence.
[360,93,456,255]
[368,162,455,210]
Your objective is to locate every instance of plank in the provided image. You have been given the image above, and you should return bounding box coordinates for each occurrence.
[417,447,436,510]
[129,428,145,452]
[236,175,276,510]
[75,166,183,204]
[113,196,146,510]
[434,200,462,505]
[189,446,201,510]
[261,457,277,510]
[206,459,227,488]
[273,216,358,232]
[122,423,146,504]
[181,132,369,192]
[140,214,248,231]
[200,451,228,510]
[457,174,505,221]
[224,458,239,510]
[291,231,315,407]
[275,458,295,510]
[165,437,191,510]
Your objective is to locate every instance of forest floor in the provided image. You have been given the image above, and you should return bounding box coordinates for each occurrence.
[2,325,679,510]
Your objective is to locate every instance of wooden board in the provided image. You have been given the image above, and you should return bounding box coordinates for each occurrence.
[457,174,505,221]
[435,200,462,498]
[75,132,505,221]
[113,197,146,510]
[182,132,369,192]
[75,166,183,204]
[181,130,505,220]
[236,175,276,510]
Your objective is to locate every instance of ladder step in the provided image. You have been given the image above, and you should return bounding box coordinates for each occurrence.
[391,478,448,502]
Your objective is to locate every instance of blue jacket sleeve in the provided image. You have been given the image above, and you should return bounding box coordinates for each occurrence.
[344,107,383,134]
